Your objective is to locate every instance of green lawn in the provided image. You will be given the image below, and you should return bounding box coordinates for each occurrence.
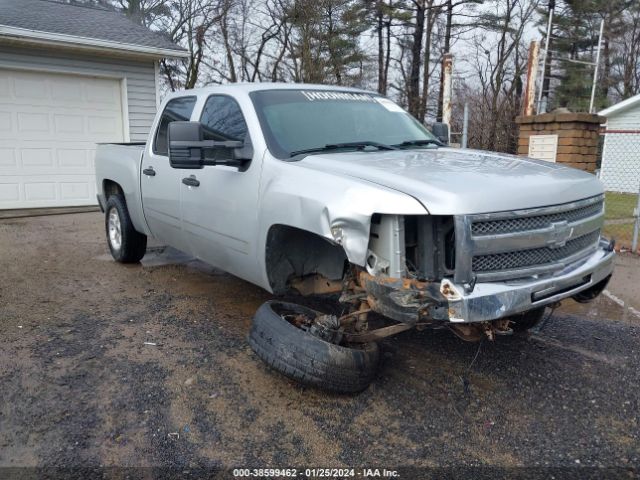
[603,222,635,248]
[605,191,638,220]
[604,192,638,249]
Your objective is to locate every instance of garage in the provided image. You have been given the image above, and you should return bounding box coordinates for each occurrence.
[0,0,187,210]
[0,68,125,208]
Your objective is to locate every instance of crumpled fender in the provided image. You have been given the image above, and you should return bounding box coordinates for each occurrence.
[256,159,427,290]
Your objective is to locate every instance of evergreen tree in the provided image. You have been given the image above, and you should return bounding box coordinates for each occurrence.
[538,0,634,112]
[288,0,368,85]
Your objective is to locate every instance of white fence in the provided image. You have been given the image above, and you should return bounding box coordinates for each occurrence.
[599,130,640,252]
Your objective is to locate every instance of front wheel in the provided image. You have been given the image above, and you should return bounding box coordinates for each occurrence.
[105,194,147,263]
[248,301,380,393]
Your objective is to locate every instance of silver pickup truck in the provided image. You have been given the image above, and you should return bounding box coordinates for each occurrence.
[96,83,615,392]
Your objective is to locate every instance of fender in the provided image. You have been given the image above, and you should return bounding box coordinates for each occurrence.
[255,157,428,292]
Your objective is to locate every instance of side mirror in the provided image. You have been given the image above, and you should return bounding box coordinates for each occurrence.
[168,121,251,169]
[168,121,204,169]
[432,122,449,145]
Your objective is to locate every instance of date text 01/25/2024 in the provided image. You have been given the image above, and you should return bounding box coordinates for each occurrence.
[232,468,400,478]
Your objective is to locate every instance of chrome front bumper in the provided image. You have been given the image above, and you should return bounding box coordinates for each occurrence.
[441,241,615,323]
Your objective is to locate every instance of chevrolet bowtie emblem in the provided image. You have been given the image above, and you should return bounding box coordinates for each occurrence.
[548,221,573,248]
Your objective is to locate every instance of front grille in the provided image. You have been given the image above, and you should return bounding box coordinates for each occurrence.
[472,230,601,272]
[455,196,605,283]
[471,199,604,236]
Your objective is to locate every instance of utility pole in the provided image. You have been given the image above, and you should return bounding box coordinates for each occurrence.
[442,53,454,143]
[461,103,469,148]
[523,41,540,116]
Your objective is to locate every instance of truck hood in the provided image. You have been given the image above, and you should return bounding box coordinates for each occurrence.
[297,148,603,215]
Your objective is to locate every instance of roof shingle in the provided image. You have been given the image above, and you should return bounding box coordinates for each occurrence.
[0,0,184,53]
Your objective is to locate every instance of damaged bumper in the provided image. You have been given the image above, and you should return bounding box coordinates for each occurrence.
[360,241,615,324]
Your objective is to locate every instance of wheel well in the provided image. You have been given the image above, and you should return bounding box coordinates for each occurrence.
[103,179,124,199]
[265,225,348,294]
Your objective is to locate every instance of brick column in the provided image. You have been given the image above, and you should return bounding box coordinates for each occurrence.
[515,113,605,173]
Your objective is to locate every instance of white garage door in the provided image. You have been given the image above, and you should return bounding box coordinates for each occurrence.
[0,68,125,209]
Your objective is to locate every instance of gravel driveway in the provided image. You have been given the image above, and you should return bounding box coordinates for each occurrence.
[0,213,639,477]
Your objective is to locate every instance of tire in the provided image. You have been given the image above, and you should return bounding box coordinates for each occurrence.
[248,301,380,393]
[105,194,147,263]
[509,307,546,332]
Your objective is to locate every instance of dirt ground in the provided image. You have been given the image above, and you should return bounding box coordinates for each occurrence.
[1,212,639,477]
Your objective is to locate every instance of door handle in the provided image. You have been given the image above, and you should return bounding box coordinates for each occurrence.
[143,167,156,176]
[182,176,200,187]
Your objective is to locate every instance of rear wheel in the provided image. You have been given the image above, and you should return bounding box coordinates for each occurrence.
[105,194,147,263]
[248,301,380,393]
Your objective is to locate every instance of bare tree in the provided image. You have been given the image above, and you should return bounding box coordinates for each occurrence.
[113,0,224,90]
[99,0,640,155]
[406,0,427,117]
[401,0,483,121]
[610,3,640,99]
[429,0,485,121]
[465,0,537,152]
[418,0,438,121]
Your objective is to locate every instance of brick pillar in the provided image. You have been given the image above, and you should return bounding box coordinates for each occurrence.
[515,113,605,173]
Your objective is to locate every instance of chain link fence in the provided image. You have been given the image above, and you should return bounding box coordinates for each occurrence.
[598,130,640,253]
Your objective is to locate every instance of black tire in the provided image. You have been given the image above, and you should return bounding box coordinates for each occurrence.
[248,301,380,393]
[105,194,147,263]
[510,307,546,332]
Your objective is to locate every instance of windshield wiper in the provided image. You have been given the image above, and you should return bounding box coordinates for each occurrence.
[393,139,444,148]
[290,141,398,158]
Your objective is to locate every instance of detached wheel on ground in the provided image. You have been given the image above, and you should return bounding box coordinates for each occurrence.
[248,301,380,393]
[509,307,546,332]
[105,194,147,263]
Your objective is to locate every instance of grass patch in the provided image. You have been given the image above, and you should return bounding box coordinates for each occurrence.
[605,191,638,220]
[603,223,635,247]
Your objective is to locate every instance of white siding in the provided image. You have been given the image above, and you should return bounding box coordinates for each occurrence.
[606,106,640,130]
[0,44,156,141]
[601,106,640,194]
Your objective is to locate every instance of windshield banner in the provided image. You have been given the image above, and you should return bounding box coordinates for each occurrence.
[300,91,377,103]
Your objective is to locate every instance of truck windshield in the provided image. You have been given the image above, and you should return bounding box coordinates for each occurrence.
[249,89,440,159]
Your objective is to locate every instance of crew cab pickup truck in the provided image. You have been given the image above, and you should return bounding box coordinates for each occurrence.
[96,83,615,393]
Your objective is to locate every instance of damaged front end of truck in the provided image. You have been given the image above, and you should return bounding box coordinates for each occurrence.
[273,194,615,346]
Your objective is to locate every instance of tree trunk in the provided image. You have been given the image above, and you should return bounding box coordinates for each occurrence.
[221,14,237,83]
[418,1,435,122]
[161,59,176,92]
[383,2,391,95]
[436,0,452,122]
[601,28,611,101]
[376,1,385,94]
[408,0,425,117]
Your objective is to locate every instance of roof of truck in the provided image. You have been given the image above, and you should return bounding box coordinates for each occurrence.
[183,83,374,95]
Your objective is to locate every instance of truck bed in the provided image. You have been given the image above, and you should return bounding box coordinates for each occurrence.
[95,143,148,234]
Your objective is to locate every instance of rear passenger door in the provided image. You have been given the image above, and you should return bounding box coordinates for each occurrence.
[141,96,196,252]
[180,94,262,283]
